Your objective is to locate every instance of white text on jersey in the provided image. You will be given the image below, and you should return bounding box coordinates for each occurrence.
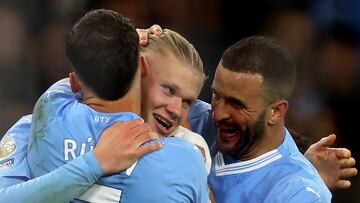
[64,137,94,160]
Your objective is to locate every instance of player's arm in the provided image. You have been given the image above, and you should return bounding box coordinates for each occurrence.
[0,151,103,203]
[0,118,162,203]
[304,134,358,190]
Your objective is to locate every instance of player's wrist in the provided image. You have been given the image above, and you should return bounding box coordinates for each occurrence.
[92,148,110,174]
[86,151,107,176]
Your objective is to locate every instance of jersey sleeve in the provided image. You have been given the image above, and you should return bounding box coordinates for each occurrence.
[0,115,32,185]
[0,152,104,203]
[285,186,332,203]
[267,176,332,202]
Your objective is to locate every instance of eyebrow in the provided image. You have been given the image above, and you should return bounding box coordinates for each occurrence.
[227,97,247,108]
[167,82,197,103]
[212,87,247,108]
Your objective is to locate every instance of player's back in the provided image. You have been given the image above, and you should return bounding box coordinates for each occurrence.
[78,137,209,202]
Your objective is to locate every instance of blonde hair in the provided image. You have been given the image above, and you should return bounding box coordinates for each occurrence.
[141,29,205,81]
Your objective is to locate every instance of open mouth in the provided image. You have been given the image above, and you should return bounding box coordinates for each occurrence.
[218,125,240,139]
[153,113,173,134]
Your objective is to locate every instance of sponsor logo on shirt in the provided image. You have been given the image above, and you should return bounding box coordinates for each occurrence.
[0,135,17,161]
[306,186,321,198]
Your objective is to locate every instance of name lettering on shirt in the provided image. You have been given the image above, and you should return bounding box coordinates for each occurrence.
[94,115,111,123]
[64,137,94,160]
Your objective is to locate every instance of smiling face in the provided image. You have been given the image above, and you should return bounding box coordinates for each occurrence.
[211,64,273,160]
[141,50,203,136]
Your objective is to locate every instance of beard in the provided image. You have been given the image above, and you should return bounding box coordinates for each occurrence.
[217,110,266,160]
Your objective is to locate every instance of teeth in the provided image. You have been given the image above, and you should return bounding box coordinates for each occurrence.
[154,115,171,129]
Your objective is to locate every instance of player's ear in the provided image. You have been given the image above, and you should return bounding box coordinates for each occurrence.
[268,100,288,125]
[139,55,149,78]
[69,72,80,93]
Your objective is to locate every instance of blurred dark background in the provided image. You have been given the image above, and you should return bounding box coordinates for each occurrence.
[0,0,359,201]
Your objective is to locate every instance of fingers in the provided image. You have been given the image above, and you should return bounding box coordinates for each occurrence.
[335,180,352,189]
[111,118,143,129]
[134,131,160,148]
[340,157,356,168]
[335,148,351,158]
[136,141,163,157]
[148,131,160,140]
[317,134,336,148]
[340,167,358,178]
[136,24,163,46]
[137,28,150,46]
[148,24,162,35]
[129,121,151,136]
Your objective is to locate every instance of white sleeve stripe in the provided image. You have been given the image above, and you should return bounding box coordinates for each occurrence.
[78,183,122,202]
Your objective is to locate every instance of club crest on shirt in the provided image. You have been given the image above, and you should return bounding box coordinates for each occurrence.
[0,135,17,161]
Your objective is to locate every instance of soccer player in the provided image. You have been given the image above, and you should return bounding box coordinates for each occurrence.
[26,9,208,202]
[138,28,211,172]
[208,36,331,202]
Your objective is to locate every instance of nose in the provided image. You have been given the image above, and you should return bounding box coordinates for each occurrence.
[166,96,182,119]
[211,99,230,122]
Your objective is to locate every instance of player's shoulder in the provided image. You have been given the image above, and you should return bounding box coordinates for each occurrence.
[146,137,207,175]
[269,175,332,202]
[161,136,199,150]
[1,114,32,144]
[37,79,78,105]
[189,99,211,119]
[11,115,32,126]
[151,137,203,161]
[0,115,32,175]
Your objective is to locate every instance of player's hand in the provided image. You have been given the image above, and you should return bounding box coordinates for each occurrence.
[93,119,163,174]
[136,24,163,46]
[305,134,358,190]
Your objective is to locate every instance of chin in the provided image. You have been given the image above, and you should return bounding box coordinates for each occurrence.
[217,142,235,156]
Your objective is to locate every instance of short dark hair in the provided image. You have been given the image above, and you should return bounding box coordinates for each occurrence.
[221,36,296,102]
[65,9,139,100]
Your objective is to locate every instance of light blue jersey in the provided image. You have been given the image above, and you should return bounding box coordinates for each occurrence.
[0,90,213,203]
[1,107,105,203]
[27,81,209,203]
[0,115,32,186]
[208,129,332,203]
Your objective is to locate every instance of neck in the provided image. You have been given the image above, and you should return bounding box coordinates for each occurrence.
[82,82,141,115]
[84,95,141,114]
[239,122,285,160]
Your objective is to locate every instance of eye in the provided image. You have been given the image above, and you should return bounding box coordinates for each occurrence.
[211,89,219,101]
[162,86,175,96]
[182,99,193,109]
